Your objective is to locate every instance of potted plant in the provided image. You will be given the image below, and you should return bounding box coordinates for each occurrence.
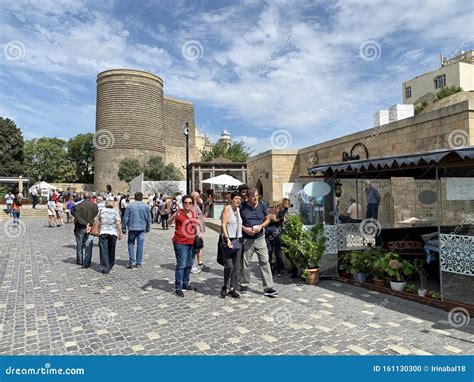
[280,215,326,285]
[377,252,415,291]
[347,251,373,283]
[404,284,416,294]
[369,246,387,287]
[431,292,441,300]
[425,291,433,298]
[413,259,429,297]
[338,255,351,279]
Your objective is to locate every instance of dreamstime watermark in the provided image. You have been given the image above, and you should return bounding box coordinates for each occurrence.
[0,137,20,157]
[448,35,474,60]
[262,34,294,71]
[359,40,381,61]
[359,218,382,237]
[270,129,292,149]
[3,40,26,61]
[3,220,26,238]
[265,305,293,326]
[360,298,390,326]
[447,307,470,329]
[447,129,469,149]
[91,307,115,328]
[181,40,204,62]
[450,213,474,236]
[95,31,127,64]
[94,129,115,149]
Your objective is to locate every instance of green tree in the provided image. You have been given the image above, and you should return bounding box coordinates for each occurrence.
[67,133,94,183]
[144,156,182,181]
[24,138,76,183]
[117,158,143,183]
[200,140,251,162]
[0,117,24,176]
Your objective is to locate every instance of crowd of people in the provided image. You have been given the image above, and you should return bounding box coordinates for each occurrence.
[3,184,296,300]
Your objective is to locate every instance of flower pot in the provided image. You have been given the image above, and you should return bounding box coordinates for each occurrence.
[353,272,367,283]
[340,271,351,279]
[304,268,320,285]
[373,277,385,287]
[417,289,427,297]
[389,280,406,291]
[425,291,432,298]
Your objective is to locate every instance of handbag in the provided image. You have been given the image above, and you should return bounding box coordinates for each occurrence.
[223,237,241,256]
[89,210,101,236]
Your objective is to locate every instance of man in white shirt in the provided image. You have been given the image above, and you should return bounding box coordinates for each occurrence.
[339,198,363,223]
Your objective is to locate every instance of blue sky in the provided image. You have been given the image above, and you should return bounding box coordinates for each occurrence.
[1,0,472,155]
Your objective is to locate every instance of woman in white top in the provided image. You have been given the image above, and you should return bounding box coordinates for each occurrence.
[220,191,243,298]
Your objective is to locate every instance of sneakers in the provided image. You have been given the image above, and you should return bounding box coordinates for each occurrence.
[239,286,248,294]
[228,289,240,299]
[126,263,134,269]
[264,288,278,297]
[175,290,184,298]
[220,287,227,298]
[183,285,197,291]
[191,266,201,274]
[135,264,142,268]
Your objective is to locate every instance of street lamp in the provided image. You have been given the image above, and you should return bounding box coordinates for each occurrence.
[183,122,190,194]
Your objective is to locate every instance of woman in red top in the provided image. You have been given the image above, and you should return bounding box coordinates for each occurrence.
[168,195,202,297]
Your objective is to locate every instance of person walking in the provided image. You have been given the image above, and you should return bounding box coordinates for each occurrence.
[72,192,98,268]
[4,191,14,216]
[97,200,122,274]
[168,195,201,297]
[66,196,75,224]
[56,198,65,225]
[365,181,381,220]
[120,194,129,219]
[122,192,151,269]
[220,191,242,298]
[30,187,39,209]
[160,197,171,230]
[47,197,59,227]
[265,198,290,277]
[191,191,209,274]
[240,188,278,297]
[11,195,22,227]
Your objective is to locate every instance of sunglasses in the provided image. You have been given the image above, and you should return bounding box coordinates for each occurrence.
[183,201,193,205]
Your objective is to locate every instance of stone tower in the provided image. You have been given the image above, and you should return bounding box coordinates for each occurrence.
[95,69,165,192]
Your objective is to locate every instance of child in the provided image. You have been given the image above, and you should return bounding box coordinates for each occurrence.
[66,197,75,223]
[56,198,65,225]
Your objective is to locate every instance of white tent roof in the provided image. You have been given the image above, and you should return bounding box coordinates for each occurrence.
[200,174,243,186]
[30,181,55,191]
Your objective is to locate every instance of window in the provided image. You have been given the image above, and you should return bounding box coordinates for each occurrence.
[434,74,446,89]
[405,86,412,99]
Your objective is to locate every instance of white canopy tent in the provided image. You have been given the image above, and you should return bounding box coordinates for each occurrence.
[200,174,243,186]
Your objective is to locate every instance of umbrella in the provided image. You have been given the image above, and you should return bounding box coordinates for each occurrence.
[200,174,243,186]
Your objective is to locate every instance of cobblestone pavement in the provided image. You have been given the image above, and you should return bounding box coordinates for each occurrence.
[0,219,472,355]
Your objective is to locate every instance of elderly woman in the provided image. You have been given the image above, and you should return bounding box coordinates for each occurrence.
[220,191,242,298]
[168,195,201,297]
[97,200,122,274]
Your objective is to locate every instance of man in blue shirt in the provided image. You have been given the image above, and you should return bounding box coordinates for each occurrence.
[122,192,151,268]
[240,188,278,297]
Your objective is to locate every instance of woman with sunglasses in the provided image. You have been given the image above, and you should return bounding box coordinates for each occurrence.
[168,195,201,297]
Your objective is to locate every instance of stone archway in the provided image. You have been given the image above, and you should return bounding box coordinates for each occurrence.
[256,179,263,197]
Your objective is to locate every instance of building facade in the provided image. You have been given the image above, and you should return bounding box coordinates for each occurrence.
[94,69,210,192]
[402,50,474,105]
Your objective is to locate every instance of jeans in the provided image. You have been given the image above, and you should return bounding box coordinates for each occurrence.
[265,231,284,273]
[161,214,169,230]
[241,236,274,291]
[128,230,145,265]
[6,204,13,216]
[366,203,379,220]
[174,244,194,291]
[12,210,20,225]
[99,234,117,272]
[74,226,94,266]
[32,195,38,209]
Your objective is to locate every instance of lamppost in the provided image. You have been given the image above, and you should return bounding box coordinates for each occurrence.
[183,122,190,194]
